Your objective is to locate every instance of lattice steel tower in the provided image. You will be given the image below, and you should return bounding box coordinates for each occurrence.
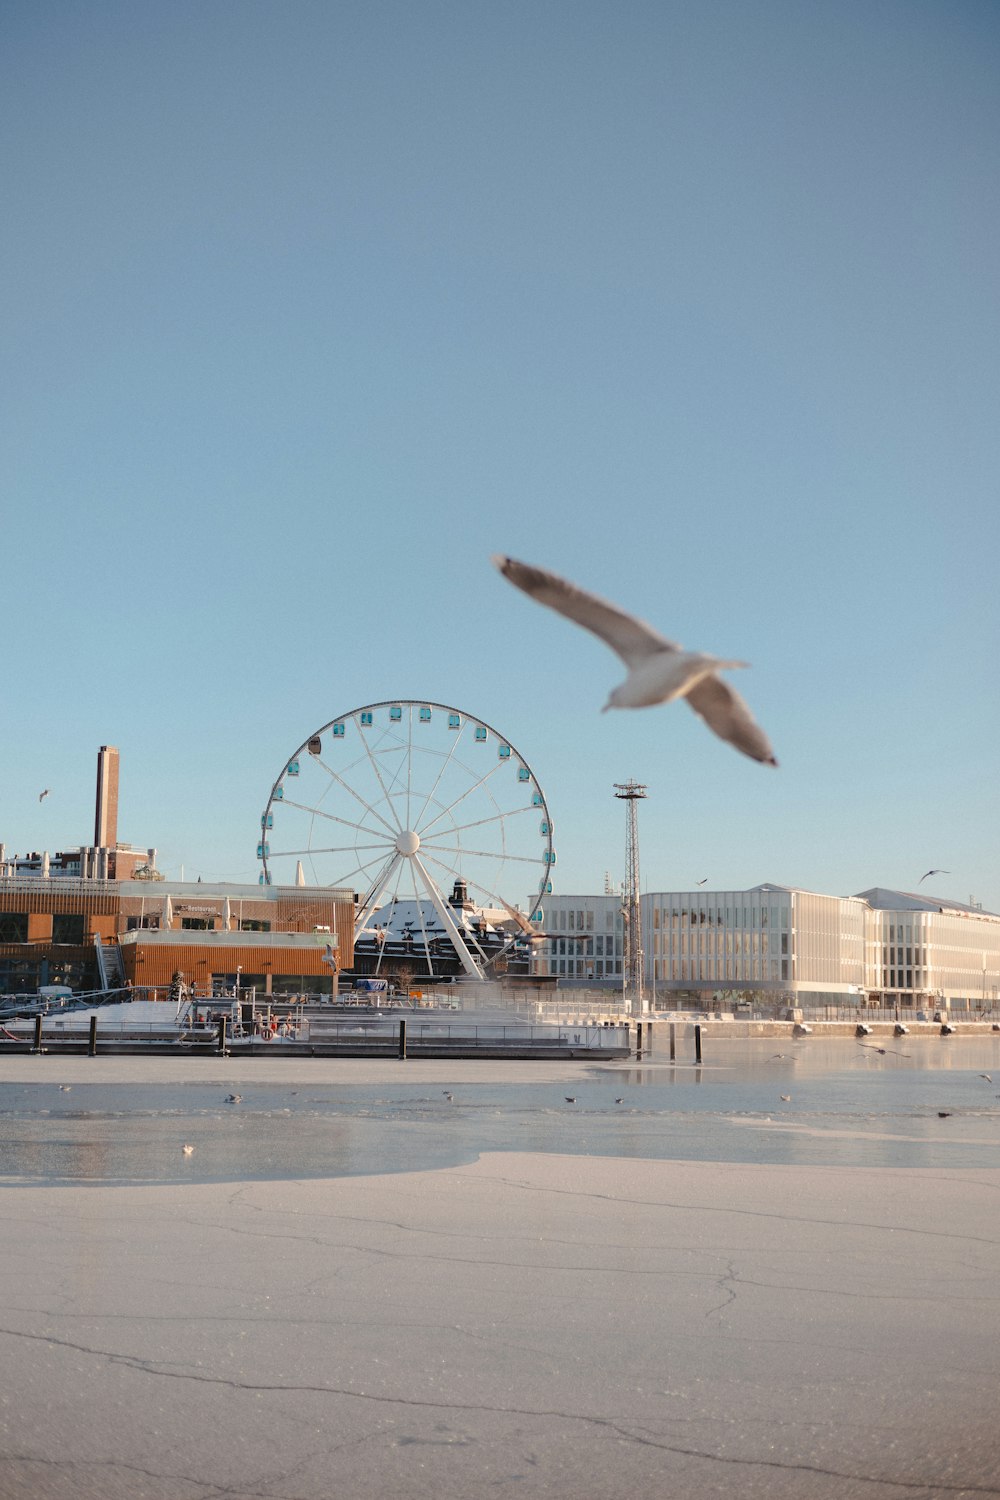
[614,780,647,1015]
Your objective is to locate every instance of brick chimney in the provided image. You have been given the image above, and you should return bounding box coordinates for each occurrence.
[94,745,120,848]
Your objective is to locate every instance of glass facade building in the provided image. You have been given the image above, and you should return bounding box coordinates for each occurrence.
[537,884,1000,1009]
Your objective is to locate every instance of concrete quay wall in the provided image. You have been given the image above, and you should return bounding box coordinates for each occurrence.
[718,1019,999,1038]
[548,1016,1000,1040]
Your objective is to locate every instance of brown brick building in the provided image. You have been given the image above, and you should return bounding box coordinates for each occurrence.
[0,877,355,997]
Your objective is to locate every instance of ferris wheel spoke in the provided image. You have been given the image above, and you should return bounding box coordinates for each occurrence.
[416,757,511,840]
[298,760,399,839]
[420,842,543,865]
[267,842,392,860]
[411,718,467,831]
[355,850,405,935]
[420,847,536,922]
[315,841,399,889]
[431,805,535,839]
[355,715,405,833]
[277,796,401,841]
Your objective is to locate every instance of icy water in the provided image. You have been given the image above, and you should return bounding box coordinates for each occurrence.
[2,1036,999,1184]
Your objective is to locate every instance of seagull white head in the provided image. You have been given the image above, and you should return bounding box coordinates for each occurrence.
[492,556,777,765]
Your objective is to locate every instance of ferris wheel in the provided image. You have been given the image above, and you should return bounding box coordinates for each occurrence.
[258,701,555,979]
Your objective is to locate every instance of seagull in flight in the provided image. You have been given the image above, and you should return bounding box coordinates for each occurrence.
[918,869,949,883]
[38,789,50,802]
[696,878,708,886]
[493,557,777,765]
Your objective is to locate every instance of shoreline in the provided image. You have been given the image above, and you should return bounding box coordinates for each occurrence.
[1,1024,998,1086]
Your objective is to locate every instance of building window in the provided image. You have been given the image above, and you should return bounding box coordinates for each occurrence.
[0,913,28,942]
[52,913,85,944]
[239,920,272,932]
[126,916,160,931]
[181,917,212,931]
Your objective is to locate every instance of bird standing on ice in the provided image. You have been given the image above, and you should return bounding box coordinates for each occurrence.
[492,557,777,765]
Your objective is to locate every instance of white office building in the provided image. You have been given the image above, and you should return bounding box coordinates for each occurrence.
[537,884,1000,1011]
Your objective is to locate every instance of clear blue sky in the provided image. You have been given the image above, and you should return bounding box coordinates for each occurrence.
[3,1,998,911]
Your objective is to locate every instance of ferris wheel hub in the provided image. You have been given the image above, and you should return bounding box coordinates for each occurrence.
[395,829,421,856]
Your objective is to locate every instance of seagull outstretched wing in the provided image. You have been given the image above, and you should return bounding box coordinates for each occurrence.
[493,556,679,668]
[686,675,776,765]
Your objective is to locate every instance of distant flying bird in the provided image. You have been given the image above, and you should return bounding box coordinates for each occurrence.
[696,878,708,886]
[224,1094,242,1104]
[614,1097,625,1104]
[564,1096,577,1104]
[493,556,778,765]
[980,1074,992,1083]
[182,1144,195,1155]
[918,869,949,883]
[38,789,49,802]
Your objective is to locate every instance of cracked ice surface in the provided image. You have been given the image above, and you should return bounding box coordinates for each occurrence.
[2,1152,1000,1499]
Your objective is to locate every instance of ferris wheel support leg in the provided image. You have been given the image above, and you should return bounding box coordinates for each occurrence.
[411,851,486,981]
[354,852,404,940]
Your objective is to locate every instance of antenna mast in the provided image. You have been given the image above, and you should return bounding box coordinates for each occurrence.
[614,779,647,1016]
